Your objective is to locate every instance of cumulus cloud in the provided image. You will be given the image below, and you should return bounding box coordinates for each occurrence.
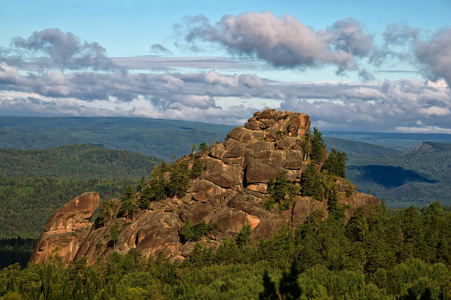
[3,28,124,72]
[176,12,373,71]
[375,23,451,87]
[1,59,450,132]
[1,25,451,133]
[416,28,451,86]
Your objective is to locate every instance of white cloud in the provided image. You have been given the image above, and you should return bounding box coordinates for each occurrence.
[419,106,450,116]
[394,125,451,134]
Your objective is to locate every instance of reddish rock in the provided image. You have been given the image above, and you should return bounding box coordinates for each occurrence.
[180,201,215,223]
[209,207,248,236]
[29,192,100,264]
[31,110,380,265]
[192,180,222,202]
[258,108,277,119]
[245,158,281,183]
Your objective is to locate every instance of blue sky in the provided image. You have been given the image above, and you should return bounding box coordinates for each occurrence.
[0,0,450,132]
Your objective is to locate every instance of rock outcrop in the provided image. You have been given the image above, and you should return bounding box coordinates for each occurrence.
[30,109,379,265]
[29,192,100,264]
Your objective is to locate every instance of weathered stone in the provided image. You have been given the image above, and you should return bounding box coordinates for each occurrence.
[276,137,298,150]
[228,192,267,218]
[209,207,248,237]
[291,196,328,228]
[209,143,227,160]
[265,123,284,142]
[225,127,265,145]
[274,110,289,121]
[284,113,311,136]
[282,149,304,170]
[31,110,380,266]
[30,192,100,264]
[205,172,235,188]
[245,158,281,183]
[180,201,215,223]
[246,183,268,193]
[245,213,261,230]
[262,119,277,128]
[192,180,222,202]
[204,163,242,188]
[339,193,379,218]
[252,213,291,240]
[258,108,277,119]
[223,143,246,159]
[245,121,263,130]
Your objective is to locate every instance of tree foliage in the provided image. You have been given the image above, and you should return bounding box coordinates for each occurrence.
[266,172,299,211]
[0,202,450,299]
[322,148,348,178]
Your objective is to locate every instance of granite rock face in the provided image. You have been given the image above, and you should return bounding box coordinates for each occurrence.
[30,109,379,265]
[29,192,100,264]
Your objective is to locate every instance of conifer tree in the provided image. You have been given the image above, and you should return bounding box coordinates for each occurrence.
[311,127,325,163]
[301,162,321,200]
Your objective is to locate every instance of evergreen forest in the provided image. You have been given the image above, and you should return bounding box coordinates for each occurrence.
[0,118,450,299]
[0,201,449,299]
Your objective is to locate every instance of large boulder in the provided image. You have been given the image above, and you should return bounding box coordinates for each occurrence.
[29,192,100,264]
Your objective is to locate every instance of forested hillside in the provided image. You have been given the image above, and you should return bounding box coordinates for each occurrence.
[0,144,162,179]
[1,201,449,299]
[0,144,163,239]
[345,142,451,208]
[0,117,233,160]
[0,144,163,268]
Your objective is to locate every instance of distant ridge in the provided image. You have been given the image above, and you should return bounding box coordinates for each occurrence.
[0,144,162,179]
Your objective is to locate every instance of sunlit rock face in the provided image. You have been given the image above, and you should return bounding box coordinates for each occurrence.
[29,192,100,264]
[31,109,378,265]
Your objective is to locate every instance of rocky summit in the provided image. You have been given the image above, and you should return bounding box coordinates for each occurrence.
[30,109,379,265]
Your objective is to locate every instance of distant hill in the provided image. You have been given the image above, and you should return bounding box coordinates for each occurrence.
[346,142,451,207]
[324,137,402,160]
[324,131,451,150]
[0,144,162,179]
[0,116,234,160]
[0,144,163,239]
[0,116,450,208]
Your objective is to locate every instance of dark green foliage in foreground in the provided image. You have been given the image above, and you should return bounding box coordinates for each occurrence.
[1,202,449,299]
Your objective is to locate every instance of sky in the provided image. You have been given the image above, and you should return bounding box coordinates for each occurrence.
[1,0,450,133]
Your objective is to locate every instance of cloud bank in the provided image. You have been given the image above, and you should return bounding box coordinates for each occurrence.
[1,13,451,134]
[1,61,449,132]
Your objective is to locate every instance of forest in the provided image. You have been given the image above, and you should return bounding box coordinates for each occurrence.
[0,119,450,299]
[0,201,449,299]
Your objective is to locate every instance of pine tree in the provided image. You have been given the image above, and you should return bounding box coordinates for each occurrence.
[322,149,348,178]
[301,162,321,200]
[311,127,325,163]
[118,185,138,219]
